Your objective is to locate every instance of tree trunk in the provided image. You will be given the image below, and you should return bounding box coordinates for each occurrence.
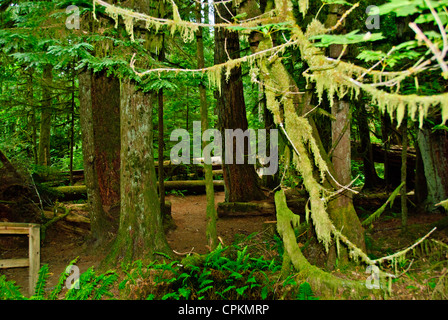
[158,59,165,218]
[327,99,366,267]
[324,6,366,268]
[38,65,52,167]
[26,69,38,165]
[417,127,448,211]
[79,69,120,246]
[414,138,428,207]
[357,103,382,189]
[197,1,218,250]
[214,0,265,203]
[105,81,171,264]
[400,116,408,229]
[69,63,76,185]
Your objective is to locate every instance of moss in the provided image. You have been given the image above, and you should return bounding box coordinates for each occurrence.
[275,190,381,298]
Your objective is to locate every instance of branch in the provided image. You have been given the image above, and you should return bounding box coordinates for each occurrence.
[130,37,298,77]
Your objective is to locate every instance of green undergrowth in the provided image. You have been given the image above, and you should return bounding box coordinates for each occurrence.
[0,234,319,300]
[2,227,447,300]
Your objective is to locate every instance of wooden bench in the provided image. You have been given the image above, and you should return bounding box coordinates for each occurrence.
[0,222,40,296]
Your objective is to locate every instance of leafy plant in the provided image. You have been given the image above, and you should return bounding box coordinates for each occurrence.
[0,262,118,300]
[297,282,319,300]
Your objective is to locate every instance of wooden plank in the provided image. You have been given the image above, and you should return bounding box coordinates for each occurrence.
[0,227,30,235]
[28,225,40,296]
[0,222,38,228]
[0,258,29,269]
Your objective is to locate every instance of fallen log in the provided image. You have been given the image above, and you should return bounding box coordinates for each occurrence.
[51,180,225,200]
[217,202,276,217]
[41,201,174,234]
[217,198,307,218]
[39,161,223,183]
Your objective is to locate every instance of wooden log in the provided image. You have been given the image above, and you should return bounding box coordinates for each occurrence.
[43,201,172,226]
[52,180,225,200]
[217,202,276,217]
[217,198,307,218]
[45,161,223,181]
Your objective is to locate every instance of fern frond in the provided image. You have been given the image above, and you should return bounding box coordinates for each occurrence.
[48,257,78,300]
[31,264,50,300]
[0,275,26,300]
[297,281,318,300]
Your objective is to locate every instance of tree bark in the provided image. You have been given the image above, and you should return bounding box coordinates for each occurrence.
[26,69,38,165]
[214,0,265,203]
[69,62,76,185]
[357,103,382,189]
[324,6,366,268]
[37,65,52,167]
[417,127,448,211]
[326,98,366,267]
[197,1,218,250]
[105,81,171,264]
[79,69,120,246]
[400,116,408,229]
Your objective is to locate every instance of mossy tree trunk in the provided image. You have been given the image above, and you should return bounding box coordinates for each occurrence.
[214,0,265,203]
[327,98,366,267]
[105,81,171,264]
[324,6,366,268]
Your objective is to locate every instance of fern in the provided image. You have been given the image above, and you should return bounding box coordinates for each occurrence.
[297,282,318,300]
[48,257,78,300]
[31,264,50,300]
[92,271,119,300]
[0,275,26,300]
[64,267,117,300]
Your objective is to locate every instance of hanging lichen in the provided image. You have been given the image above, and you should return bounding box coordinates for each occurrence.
[256,34,334,251]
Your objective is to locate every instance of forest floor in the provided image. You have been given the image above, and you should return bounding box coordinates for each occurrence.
[1,190,448,299]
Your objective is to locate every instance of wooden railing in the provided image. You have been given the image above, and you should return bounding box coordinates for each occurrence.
[0,222,40,296]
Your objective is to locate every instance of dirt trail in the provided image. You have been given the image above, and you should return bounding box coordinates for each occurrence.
[166,191,273,254]
[0,191,273,295]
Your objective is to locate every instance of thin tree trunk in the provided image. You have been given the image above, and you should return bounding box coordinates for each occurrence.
[38,65,52,167]
[401,116,408,229]
[357,103,382,189]
[158,49,165,219]
[158,88,165,216]
[197,1,218,251]
[69,63,76,185]
[26,69,37,165]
